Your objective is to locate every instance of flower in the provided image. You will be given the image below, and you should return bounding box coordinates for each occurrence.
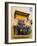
[29,15,32,20]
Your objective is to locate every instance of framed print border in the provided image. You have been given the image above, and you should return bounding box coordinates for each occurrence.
[5,2,36,44]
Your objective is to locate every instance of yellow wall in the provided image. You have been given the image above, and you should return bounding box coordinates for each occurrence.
[16,14,27,20]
